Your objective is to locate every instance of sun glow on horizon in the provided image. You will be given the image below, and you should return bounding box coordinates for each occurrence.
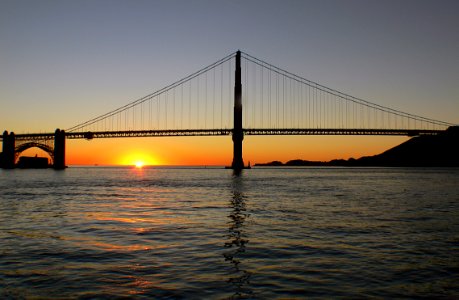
[66,135,410,167]
[119,151,160,167]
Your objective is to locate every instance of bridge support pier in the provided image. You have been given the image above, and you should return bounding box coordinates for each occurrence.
[1,131,16,169]
[231,51,245,172]
[53,129,66,170]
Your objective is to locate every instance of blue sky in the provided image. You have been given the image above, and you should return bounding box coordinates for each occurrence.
[1,0,458,133]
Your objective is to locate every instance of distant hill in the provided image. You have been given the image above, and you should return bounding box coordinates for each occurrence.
[255,126,459,167]
[354,126,459,167]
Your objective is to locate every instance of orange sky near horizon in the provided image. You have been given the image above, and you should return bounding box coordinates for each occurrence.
[20,135,409,166]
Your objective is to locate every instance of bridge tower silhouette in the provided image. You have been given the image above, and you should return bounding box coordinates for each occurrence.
[231,51,245,171]
[54,129,66,169]
[1,50,455,169]
[1,131,15,169]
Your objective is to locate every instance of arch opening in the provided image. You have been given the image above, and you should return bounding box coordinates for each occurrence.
[15,142,54,168]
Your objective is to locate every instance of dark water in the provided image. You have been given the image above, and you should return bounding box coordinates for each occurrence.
[1,167,458,299]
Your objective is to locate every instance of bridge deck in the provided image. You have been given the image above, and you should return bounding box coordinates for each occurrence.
[5,128,444,141]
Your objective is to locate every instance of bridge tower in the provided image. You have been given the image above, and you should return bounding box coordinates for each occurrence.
[1,131,16,169]
[53,129,66,170]
[231,50,245,171]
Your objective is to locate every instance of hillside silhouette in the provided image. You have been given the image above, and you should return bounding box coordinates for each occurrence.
[256,126,459,167]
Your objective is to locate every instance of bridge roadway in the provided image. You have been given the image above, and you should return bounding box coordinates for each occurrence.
[6,128,444,141]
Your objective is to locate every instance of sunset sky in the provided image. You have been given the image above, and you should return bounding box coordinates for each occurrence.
[1,0,458,166]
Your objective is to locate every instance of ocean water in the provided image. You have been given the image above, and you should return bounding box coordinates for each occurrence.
[0,167,458,299]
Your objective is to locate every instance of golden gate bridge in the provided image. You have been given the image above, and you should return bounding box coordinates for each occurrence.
[1,51,455,170]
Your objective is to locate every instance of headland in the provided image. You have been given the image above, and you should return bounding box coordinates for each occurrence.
[256,126,459,167]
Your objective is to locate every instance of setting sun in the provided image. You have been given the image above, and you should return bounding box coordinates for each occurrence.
[118,150,160,167]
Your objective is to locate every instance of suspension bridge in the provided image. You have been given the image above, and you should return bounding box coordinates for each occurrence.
[1,51,455,170]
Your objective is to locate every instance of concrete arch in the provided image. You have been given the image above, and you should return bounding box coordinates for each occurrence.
[15,142,54,164]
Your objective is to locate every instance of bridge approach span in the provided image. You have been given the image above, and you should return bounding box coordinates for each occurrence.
[6,128,444,142]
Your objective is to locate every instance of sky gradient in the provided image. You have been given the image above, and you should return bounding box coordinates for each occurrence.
[1,0,458,165]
